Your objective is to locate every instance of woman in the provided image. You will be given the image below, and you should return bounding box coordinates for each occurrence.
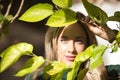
[25,12,117,80]
[44,21,107,80]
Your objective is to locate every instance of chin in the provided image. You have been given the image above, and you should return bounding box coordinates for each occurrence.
[66,61,74,66]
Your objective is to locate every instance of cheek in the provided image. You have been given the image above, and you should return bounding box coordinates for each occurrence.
[57,41,68,53]
[76,44,86,54]
[57,43,67,60]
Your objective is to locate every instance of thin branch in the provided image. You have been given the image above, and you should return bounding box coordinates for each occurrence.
[11,0,25,23]
[0,0,13,29]
[4,0,13,17]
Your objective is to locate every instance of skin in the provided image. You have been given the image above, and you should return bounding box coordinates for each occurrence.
[57,23,88,66]
[82,17,116,42]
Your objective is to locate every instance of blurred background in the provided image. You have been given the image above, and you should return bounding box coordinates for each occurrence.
[0,0,120,80]
[0,0,49,80]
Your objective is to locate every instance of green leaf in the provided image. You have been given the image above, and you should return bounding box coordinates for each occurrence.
[44,63,53,80]
[52,0,72,8]
[111,31,120,52]
[111,40,118,53]
[108,11,120,22]
[77,68,88,80]
[19,3,54,22]
[47,61,70,80]
[15,56,45,77]
[116,31,120,43]
[114,11,120,17]
[108,17,120,22]
[5,15,13,21]
[0,13,4,22]
[90,45,107,70]
[0,42,33,72]
[67,45,94,80]
[1,15,13,34]
[47,61,69,75]
[46,9,77,27]
[112,42,118,53]
[82,0,108,25]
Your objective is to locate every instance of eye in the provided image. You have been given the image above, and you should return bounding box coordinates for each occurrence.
[75,39,83,44]
[60,36,68,44]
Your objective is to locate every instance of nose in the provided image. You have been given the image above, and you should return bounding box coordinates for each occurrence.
[68,41,75,53]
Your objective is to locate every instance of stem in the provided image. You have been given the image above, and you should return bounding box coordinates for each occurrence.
[0,0,24,29]
[0,0,13,29]
[32,53,37,57]
[4,0,13,17]
[11,0,25,23]
[25,52,37,57]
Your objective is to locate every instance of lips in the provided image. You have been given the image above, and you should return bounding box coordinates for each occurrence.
[65,55,76,61]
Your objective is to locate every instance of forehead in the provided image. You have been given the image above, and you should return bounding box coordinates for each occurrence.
[61,23,87,38]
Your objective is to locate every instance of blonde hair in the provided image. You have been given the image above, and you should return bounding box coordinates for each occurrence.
[45,27,64,61]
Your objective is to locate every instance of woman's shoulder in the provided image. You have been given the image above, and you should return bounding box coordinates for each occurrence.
[24,72,34,80]
[24,70,44,80]
[24,69,68,80]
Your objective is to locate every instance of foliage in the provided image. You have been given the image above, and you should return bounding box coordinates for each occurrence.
[111,32,120,52]
[0,13,13,35]
[15,56,45,77]
[67,45,106,80]
[0,42,33,72]
[0,13,4,22]
[19,2,77,27]
[108,11,120,22]
[19,3,54,22]
[46,9,77,27]
[0,42,107,80]
[0,0,120,80]
[52,0,72,8]
[0,0,24,36]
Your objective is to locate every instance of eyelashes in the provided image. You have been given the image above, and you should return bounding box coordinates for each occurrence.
[60,37,68,44]
[60,37,84,44]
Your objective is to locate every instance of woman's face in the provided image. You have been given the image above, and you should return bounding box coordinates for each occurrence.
[57,23,88,66]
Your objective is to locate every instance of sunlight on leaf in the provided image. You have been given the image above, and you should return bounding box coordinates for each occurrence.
[15,56,45,77]
[46,61,70,80]
[0,42,33,72]
[19,3,54,22]
[67,45,94,80]
[46,9,77,27]
[90,45,107,70]
[52,0,72,8]
[47,61,69,75]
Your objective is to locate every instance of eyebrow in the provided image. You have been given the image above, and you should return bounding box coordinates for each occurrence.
[75,36,86,39]
[61,36,86,39]
[61,36,68,38]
